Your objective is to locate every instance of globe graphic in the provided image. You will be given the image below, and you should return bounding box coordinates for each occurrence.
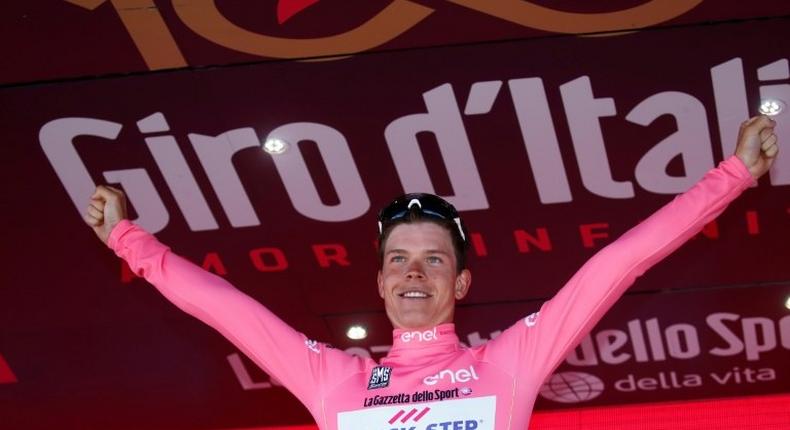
[539,372,604,403]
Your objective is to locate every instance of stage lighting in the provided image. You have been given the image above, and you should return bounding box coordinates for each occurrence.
[263,137,289,154]
[346,325,368,340]
[759,99,785,116]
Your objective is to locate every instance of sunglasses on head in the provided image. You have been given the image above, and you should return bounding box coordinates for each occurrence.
[377,193,466,242]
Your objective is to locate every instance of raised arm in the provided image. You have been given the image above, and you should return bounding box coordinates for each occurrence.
[485,116,779,380]
[84,187,361,412]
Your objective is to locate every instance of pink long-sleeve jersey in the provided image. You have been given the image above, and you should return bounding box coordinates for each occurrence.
[109,156,754,430]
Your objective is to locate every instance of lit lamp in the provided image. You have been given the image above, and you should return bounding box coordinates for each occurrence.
[346,325,368,340]
[758,99,785,116]
[263,137,289,154]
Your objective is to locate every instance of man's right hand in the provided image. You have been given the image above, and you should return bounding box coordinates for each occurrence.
[84,185,128,246]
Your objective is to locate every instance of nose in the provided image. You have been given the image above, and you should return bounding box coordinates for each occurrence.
[405,260,426,280]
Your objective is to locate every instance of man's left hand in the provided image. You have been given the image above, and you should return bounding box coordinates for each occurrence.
[735,115,780,179]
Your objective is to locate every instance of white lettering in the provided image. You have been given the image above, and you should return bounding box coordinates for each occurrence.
[644,318,666,361]
[147,131,218,231]
[664,323,700,359]
[401,327,439,343]
[596,329,630,364]
[139,112,217,231]
[560,76,634,199]
[508,78,572,203]
[566,335,598,366]
[42,57,790,235]
[741,317,776,361]
[423,365,479,386]
[707,312,746,357]
[267,122,370,221]
[384,83,489,210]
[627,319,649,362]
[614,372,702,392]
[711,58,749,162]
[189,128,261,227]
[780,315,790,349]
[39,117,170,232]
[567,318,706,366]
[627,92,715,193]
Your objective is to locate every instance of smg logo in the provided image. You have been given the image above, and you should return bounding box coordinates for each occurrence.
[369,366,393,390]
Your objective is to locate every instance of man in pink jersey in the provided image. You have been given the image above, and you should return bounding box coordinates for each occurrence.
[85,116,778,429]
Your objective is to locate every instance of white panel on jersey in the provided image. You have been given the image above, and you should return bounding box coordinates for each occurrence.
[337,396,496,430]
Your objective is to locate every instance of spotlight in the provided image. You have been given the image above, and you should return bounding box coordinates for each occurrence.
[263,137,289,154]
[758,99,785,116]
[346,325,368,340]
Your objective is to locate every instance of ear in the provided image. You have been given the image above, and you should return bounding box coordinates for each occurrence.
[454,269,471,300]
[377,270,385,299]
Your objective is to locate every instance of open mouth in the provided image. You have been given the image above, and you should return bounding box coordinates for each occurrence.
[398,291,432,298]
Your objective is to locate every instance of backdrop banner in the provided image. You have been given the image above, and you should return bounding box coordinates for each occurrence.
[1,16,789,430]
[3,1,790,84]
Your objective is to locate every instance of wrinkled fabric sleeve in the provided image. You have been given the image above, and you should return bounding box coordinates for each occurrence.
[108,223,342,413]
[484,156,755,380]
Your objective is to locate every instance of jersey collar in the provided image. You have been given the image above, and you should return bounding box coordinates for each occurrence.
[388,323,460,357]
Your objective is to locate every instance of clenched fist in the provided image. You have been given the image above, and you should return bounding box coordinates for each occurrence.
[84,185,128,245]
[735,115,780,179]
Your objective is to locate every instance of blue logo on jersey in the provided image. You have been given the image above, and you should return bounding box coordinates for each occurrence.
[368,366,393,389]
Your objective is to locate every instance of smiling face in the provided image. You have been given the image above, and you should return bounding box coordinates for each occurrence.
[377,222,471,330]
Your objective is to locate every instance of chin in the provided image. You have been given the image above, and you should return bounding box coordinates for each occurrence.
[395,313,446,330]
[391,315,429,330]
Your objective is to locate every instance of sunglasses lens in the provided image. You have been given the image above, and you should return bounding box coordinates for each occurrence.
[377,193,466,242]
[379,194,457,223]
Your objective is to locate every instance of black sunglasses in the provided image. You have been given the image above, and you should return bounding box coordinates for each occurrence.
[377,193,466,242]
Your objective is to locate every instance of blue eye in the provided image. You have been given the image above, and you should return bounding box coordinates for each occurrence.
[390,255,406,263]
[427,256,442,264]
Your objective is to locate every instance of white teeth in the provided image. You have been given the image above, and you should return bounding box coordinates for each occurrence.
[402,291,429,298]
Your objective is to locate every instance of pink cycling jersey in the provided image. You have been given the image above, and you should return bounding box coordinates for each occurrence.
[109,156,753,430]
